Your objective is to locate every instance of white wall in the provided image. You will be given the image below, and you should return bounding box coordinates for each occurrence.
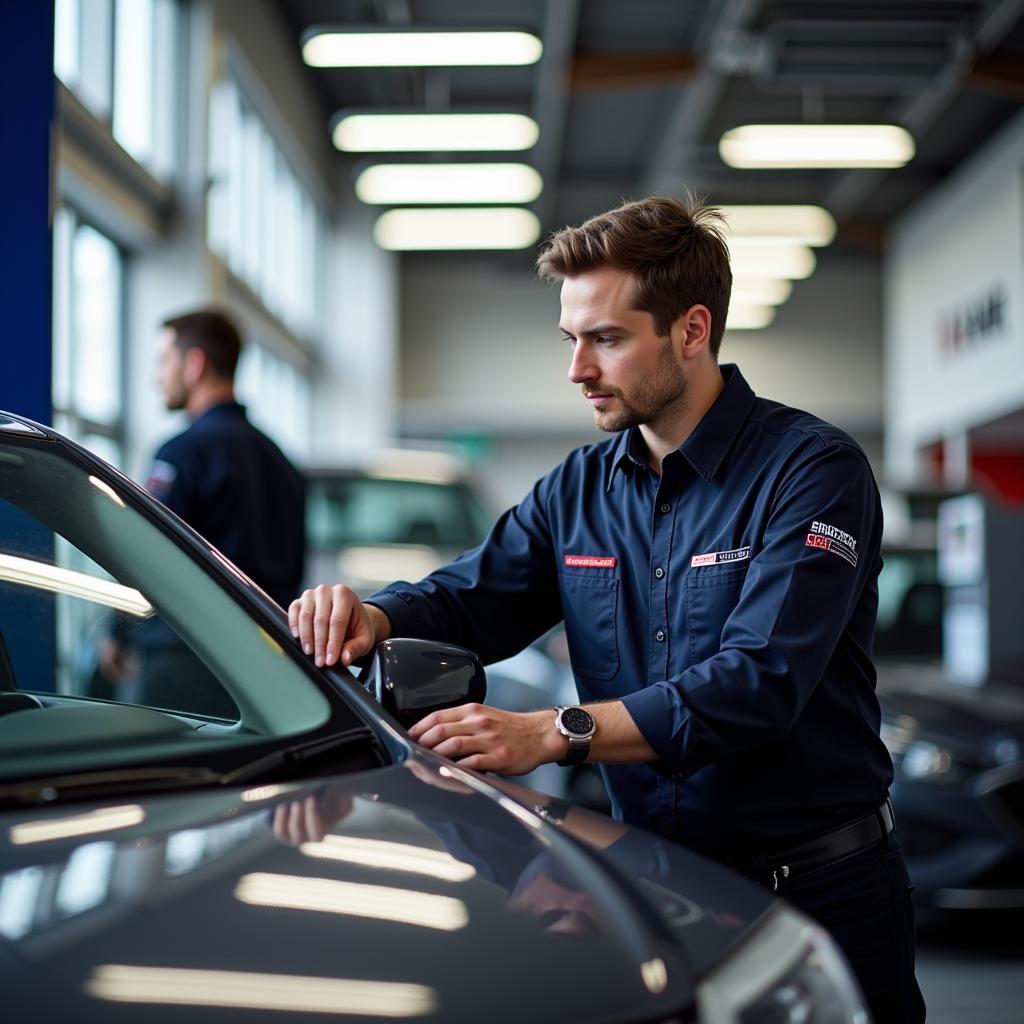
[399,249,884,507]
[885,106,1024,483]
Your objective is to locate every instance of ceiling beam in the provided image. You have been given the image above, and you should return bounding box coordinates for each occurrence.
[968,53,1024,101]
[530,0,581,231]
[570,52,698,92]
[826,0,1024,221]
[641,0,763,196]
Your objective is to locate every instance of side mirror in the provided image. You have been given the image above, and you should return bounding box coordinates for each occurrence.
[363,638,487,729]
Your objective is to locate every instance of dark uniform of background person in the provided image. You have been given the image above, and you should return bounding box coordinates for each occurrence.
[291,195,926,1022]
[101,309,305,718]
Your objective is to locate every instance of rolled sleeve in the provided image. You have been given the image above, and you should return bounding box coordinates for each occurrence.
[623,440,881,777]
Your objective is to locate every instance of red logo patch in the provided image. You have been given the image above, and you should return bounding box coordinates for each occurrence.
[564,554,617,569]
[806,533,831,551]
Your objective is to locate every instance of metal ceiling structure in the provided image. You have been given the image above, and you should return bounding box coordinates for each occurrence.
[275,0,1024,254]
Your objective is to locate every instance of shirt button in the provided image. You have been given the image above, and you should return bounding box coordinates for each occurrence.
[660,503,671,513]
[654,567,665,579]
[655,630,666,642]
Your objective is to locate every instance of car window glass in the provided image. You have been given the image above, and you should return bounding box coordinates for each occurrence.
[0,440,333,778]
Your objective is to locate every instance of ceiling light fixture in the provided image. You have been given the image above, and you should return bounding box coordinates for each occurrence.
[374,208,540,251]
[302,28,542,68]
[355,163,542,205]
[720,205,836,246]
[333,113,539,153]
[730,278,794,306]
[728,240,816,280]
[719,124,915,169]
[726,304,777,330]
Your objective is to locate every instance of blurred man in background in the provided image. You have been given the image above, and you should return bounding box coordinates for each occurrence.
[149,308,305,609]
[100,309,304,717]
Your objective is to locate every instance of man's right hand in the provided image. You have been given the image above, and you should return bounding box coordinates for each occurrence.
[288,584,390,668]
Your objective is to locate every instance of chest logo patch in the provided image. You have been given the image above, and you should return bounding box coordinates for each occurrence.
[805,521,858,567]
[564,554,617,569]
[690,546,750,568]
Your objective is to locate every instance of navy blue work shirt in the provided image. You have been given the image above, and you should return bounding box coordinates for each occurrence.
[370,366,893,860]
[147,402,305,609]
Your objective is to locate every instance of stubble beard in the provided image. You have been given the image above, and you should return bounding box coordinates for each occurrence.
[586,336,688,433]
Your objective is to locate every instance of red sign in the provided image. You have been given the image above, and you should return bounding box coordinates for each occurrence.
[564,554,617,569]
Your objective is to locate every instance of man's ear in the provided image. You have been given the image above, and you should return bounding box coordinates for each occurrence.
[672,305,712,361]
[182,346,207,387]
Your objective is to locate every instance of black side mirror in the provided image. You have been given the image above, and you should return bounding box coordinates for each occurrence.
[363,638,487,729]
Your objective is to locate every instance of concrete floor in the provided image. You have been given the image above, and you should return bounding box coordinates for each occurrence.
[915,912,1024,1023]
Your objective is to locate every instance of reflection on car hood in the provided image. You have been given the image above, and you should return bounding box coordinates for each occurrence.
[1,758,772,1023]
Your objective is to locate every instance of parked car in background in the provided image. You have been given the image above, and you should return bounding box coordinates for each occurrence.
[874,489,1024,912]
[304,450,493,596]
[0,411,869,1022]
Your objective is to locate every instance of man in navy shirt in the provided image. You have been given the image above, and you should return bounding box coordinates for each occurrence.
[135,309,305,716]
[291,195,924,1020]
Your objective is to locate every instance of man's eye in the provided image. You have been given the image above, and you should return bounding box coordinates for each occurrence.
[596,336,616,346]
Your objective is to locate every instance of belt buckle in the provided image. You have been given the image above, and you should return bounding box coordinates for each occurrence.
[770,865,790,892]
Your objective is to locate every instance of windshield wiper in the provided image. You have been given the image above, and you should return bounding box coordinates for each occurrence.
[0,766,222,807]
[221,726,380,786]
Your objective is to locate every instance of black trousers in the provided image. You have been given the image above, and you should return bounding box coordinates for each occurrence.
[741,831,926,1023]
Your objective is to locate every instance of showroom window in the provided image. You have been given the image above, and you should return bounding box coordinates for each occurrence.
[54,0,178,179]
[207,77,325,343]
[52,208,125,469]
[236,342,313,460]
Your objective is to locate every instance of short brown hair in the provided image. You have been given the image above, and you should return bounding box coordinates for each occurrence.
[163,309,242,379]
[536,193,732,357]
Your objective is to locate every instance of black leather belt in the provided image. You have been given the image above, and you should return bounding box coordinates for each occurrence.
[762,800,895,887]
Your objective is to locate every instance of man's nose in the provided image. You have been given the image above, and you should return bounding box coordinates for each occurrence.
[568,343,598,384]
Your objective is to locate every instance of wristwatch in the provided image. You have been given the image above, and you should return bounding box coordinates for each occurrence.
[554,705,596,766]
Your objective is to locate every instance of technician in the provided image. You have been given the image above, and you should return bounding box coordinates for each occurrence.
[137,308,305,716]
[291,195,925,1021]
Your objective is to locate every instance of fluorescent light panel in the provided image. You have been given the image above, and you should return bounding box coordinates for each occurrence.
[728,240,816,280]
[356,163,542,204]
[303,29,542,67]
[374,208,540,251]
[726,304,777,330]
[731,278,793,306]
[334,113,539,153]
[86,965,437,1017]
[720,205,836,246]
[719,124,915,168]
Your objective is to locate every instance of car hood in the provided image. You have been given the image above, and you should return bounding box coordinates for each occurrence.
[1,756,773,1023]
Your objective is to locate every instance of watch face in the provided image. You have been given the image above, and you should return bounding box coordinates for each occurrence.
[560,706,595,737]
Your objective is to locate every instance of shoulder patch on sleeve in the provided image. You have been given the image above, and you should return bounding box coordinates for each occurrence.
[147,459,177,495]
[805,520,858,567]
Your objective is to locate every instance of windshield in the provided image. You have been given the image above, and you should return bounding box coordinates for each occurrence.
[0,426,351,788]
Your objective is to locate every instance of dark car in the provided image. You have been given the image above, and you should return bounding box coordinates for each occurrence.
[0,411,869,1022]
[875,541,1024,912]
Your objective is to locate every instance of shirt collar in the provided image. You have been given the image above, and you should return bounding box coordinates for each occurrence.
[605,364,757,490]
[191,400,246,426]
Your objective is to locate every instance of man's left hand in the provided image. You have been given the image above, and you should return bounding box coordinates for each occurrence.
[408,704,566,776]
